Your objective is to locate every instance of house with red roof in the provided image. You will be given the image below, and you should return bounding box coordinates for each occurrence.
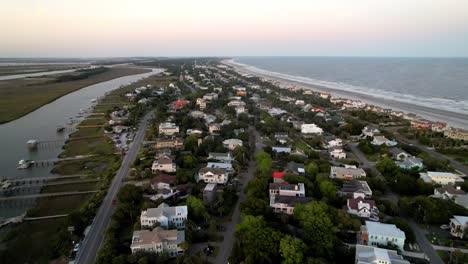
[273,171,287,184]
[171,100,189,110]
[347,196,379,221]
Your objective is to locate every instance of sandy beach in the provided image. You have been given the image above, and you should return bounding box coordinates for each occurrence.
[223,60,468,130]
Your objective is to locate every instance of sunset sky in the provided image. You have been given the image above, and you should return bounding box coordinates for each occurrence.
[1,0,467,57]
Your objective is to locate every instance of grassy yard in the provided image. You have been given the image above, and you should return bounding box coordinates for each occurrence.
[0,67,149,123]
[27,193,95,217]
[0,218,69,264]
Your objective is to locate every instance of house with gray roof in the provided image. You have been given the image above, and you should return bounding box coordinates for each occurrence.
[140,203,187,229]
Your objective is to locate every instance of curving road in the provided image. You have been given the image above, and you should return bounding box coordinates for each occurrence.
[74,111,153,264]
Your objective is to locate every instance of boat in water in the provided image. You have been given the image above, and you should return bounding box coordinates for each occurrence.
[17,159,33,169]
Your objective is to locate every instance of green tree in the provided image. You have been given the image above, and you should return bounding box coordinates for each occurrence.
[280,235,306,264]
[294,201,336,257]
[305,162,318,180]
[186,196,207,221]
[235,215,282,263]
[319,181,337,201]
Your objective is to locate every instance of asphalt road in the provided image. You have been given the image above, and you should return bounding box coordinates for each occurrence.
[74,111,153,264]
[214,127,262,264]
[409,221,444,264]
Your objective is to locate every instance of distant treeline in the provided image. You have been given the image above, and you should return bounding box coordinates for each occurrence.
[54,67,109,83]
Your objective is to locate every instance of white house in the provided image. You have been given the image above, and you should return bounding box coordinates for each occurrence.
[151,154,176,173]
[207,162,233,172]
[347,196,379,221]
[420,171,464,185]
[196,98,206,110]
[223,138,243,150]
[203,93,218,101]
[130,228,185,257]
[326,138,343,148]
[159,122,179,136]
[208,123,221,134]
[268,108,288,116]
[269,196,313,215]
[371,136,398,147]
[197,167,229,184]
[269,183,305,197]
[450,216,468,238]
[330,147,346,159]
[300,123,323,135]
[227,100,246,107]
[355,245,409,264]
[362,126,380,138]
[140,203,188,229]
[434,186,466,200]
[235,106,247,115]
[359,221,406,252]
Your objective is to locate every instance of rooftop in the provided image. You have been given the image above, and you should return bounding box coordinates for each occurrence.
[364,221,405,239]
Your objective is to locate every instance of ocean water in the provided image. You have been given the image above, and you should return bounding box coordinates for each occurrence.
[233,57,468,115]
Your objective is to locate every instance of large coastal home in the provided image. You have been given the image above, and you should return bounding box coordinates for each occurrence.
[269,183,305,197]
[140,203,187,229]
[222,138,243,150]
[197,167,229,184]
[361,126,380,138]
[208,152,234,163]
[396,157,424,170]
[450,215,468,238]
[300,123,323,135]
[151,154,176,173]
[359,221,406,252]
[371,136,398,147]
[355,245,410,264]
[130,228,185,257]
[159,122,179,136]
[434,185,466,200]
[347,196,379,221]
[419,171,464,185]
[329,147,346,159]
[444,128,468,141]
[269,196,313,215]
[330,166,366,180]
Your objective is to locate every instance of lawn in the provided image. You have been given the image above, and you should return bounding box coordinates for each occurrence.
[27,193,94,217]
[0,218,70,264]
[0,67,150,123]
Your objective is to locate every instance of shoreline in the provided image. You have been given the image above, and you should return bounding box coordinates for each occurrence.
[0,67,151,125]
[223,59,468,130]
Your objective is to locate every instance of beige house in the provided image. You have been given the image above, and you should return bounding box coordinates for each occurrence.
[155,137,183,149]
[330,166,366,180]
[197,167,229,184]
[152,154,176,173]
[130,228,185,257]
[222,138,243,150]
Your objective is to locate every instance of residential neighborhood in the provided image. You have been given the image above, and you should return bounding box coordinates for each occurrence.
[29,58,468,264]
